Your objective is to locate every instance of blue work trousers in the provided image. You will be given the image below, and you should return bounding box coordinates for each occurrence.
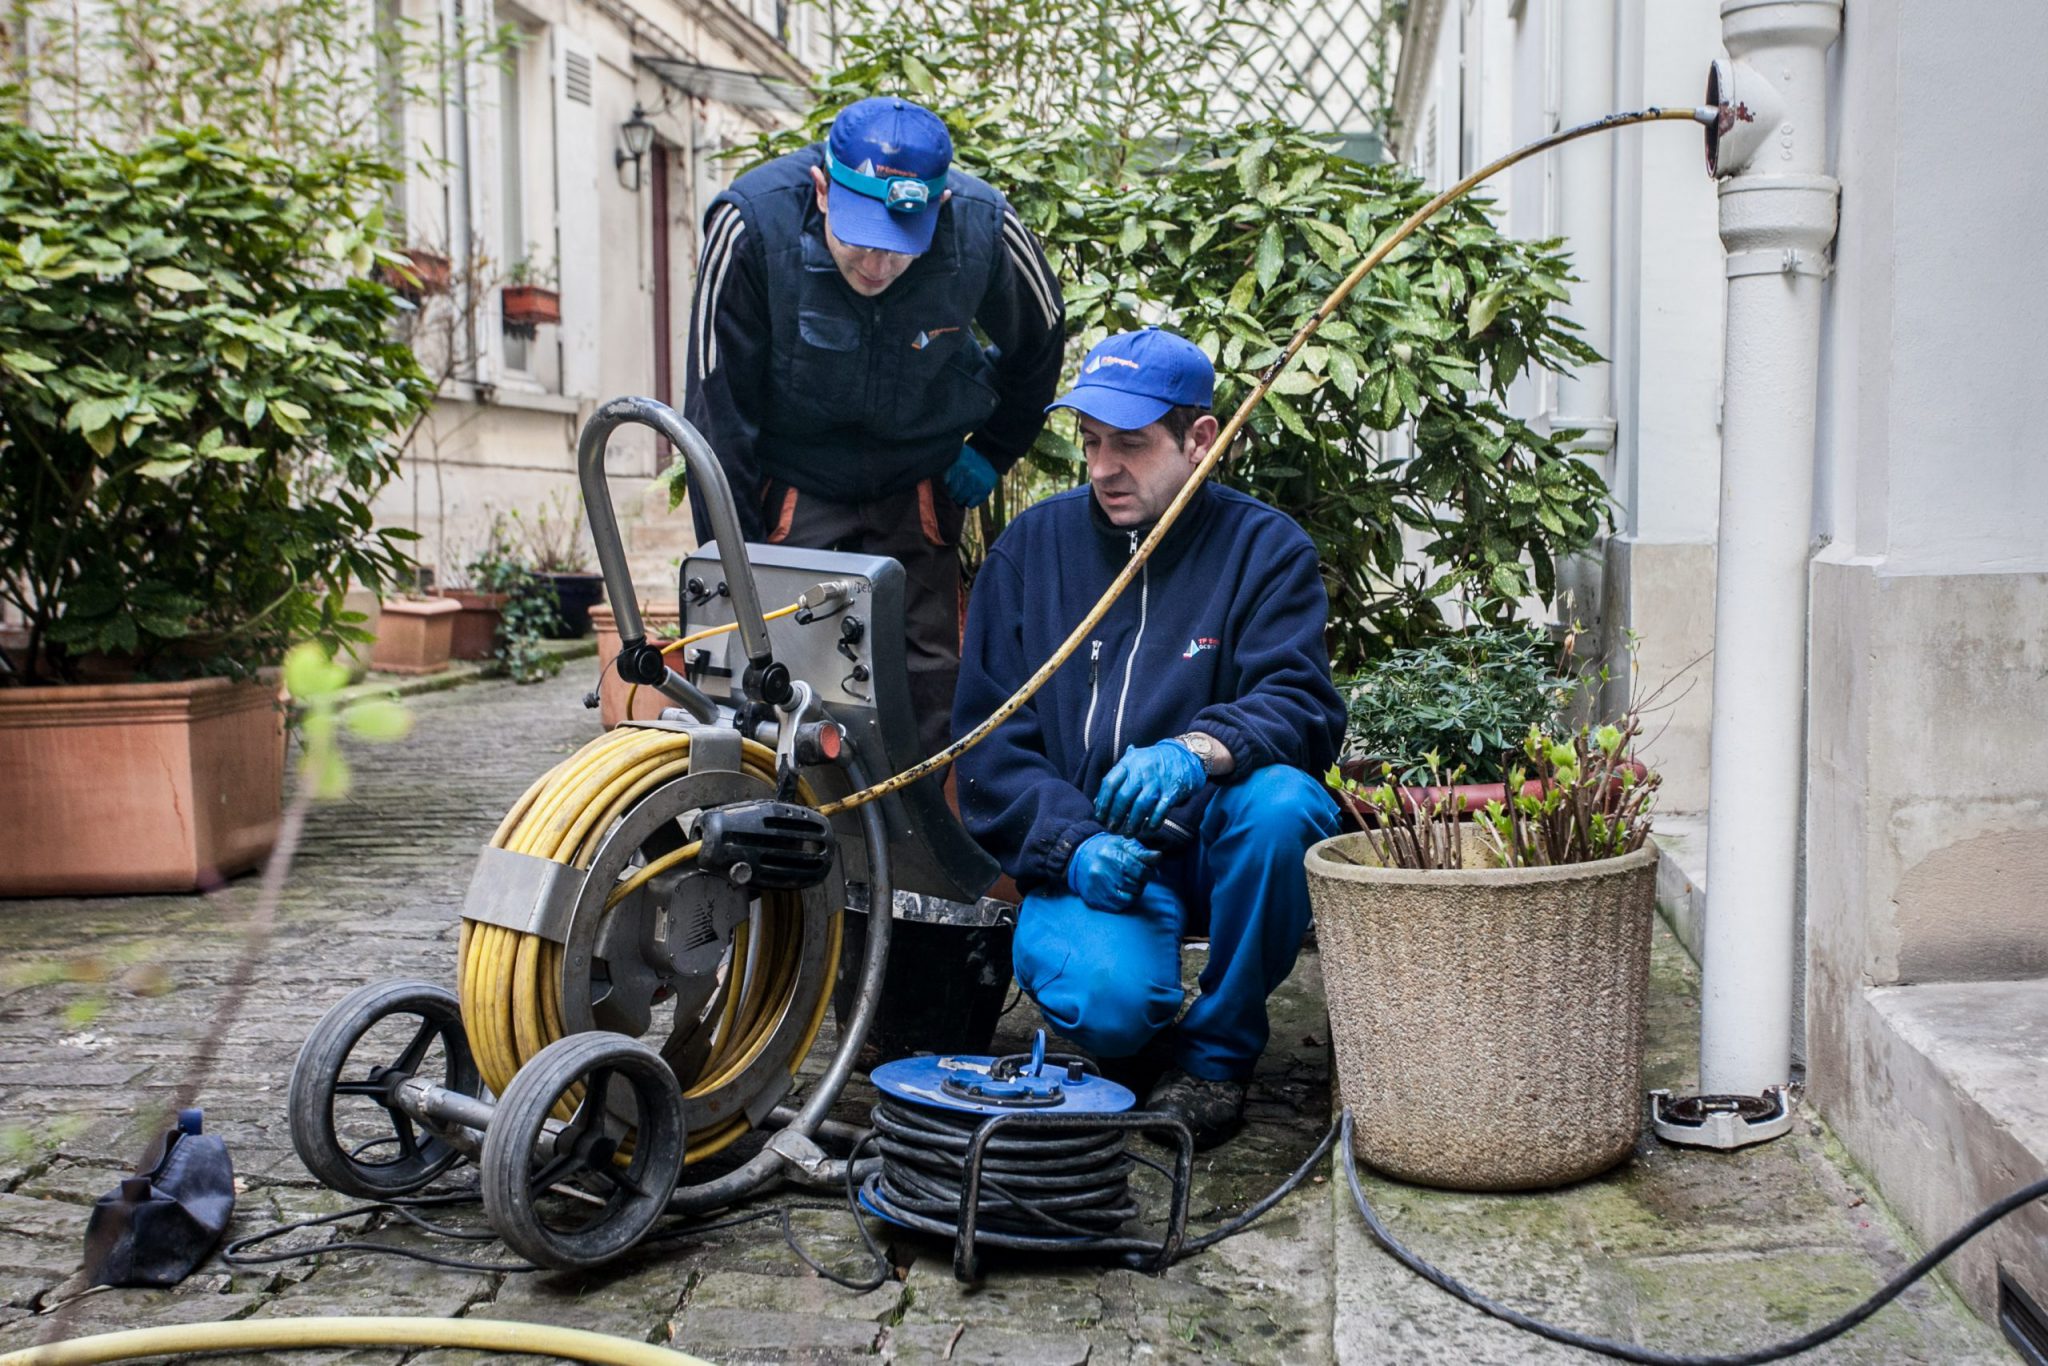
[1012,765,1341,1082]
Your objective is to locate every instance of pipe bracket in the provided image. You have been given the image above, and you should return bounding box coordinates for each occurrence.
[1725,247,1830,280]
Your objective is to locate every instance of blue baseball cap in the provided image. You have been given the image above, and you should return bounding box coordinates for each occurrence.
[1048,328,1215,430]
[823,97,953,256]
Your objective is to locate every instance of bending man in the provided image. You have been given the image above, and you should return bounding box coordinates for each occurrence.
[952,328,1345,1148]
[685,95,1065,755]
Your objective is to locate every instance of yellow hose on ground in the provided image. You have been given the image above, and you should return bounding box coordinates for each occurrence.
[0,1317,708,1365]
[459,726,841,1163]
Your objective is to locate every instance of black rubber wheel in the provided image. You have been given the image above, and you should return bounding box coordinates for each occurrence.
[288,979,479,1198]
[479,1032,686,1270]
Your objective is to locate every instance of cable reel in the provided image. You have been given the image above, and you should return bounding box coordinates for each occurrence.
[860,1030,1198,1282]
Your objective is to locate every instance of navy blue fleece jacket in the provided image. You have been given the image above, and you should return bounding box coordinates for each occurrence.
[952,481,1346,890]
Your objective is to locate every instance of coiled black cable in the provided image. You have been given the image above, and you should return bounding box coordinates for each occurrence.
[860,1095,1140,1247]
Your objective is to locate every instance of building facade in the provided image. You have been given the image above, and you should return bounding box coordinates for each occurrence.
[1397,0,2046,1324]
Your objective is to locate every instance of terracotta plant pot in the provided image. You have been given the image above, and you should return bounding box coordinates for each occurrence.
[370,596,462,675]
[440,589,508,661]
[1306,833,1658,1191]
[501,285,560,328]
[1328,755,1649,831]
[0,677,286,896]
[591,602,680,729]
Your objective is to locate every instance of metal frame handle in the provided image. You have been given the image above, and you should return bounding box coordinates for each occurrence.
[575,396,775,668]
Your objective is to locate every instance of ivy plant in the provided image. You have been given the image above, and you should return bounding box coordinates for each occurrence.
[0,127,432,683]
[737,0,1608,670]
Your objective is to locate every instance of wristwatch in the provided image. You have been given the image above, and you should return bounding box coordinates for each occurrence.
[1175,731,1223,778]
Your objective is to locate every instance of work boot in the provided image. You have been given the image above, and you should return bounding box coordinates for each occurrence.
[1091,1030,1175,1098]
[1143,1067,1246,1152]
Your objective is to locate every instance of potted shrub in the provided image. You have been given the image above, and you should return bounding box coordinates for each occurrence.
[1332,622,1577,821]
[500,249,559,336]
[439,517,523,661]
[1308,719,1662,1191]
[0,128,431,895]
[511,492,604,637]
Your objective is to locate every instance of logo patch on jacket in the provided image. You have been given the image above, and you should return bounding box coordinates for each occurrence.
[1182,636,1220,659]
[911,327,961,351]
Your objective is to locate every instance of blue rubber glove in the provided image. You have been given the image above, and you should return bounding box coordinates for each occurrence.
[1066,833,1163,913]
[943,445,1000,508]
[1094,739,1207,836]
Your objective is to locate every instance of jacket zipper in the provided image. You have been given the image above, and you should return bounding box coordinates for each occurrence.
[1112,531,1149,756]
[1082,640,1104,753]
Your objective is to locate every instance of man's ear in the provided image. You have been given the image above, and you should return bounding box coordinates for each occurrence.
[808,164,830,214]
[1186,413,1221,464]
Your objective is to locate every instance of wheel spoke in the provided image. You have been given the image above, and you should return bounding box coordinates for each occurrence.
[526,1151,580,1197]
[573,1069,616,1126]
[333,1078,387,1098]
[392,1110,420,1161]
[595,1160,646,1200]
[394,1018,440,1075]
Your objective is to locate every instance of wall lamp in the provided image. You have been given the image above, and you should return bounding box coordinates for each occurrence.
[616,104,655,191]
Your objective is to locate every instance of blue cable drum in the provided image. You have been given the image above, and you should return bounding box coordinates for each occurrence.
[859,1031,1147,1250]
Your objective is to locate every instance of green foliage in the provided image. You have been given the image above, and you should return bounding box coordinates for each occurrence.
[0,126,432,683]
[510,491,593,574]
[464,516,562,685]
[283,640,414,800]
[7,0,517,195]
[740,0,1610,670]
[1339,623,1572,783]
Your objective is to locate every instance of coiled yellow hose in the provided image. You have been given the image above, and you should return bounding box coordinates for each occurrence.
[459,725,841,1163]
[0,1317,708,1365]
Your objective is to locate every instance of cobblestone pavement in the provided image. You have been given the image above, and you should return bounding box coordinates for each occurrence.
[0,668,2013,1363]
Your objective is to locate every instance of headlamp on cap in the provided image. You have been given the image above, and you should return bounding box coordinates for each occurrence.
[826,148,947,216]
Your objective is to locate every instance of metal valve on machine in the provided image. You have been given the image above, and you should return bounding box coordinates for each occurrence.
[695,800,836,890]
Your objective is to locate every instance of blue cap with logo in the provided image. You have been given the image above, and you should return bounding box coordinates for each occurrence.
[1048,327,1215,431]
[824,96,953,257]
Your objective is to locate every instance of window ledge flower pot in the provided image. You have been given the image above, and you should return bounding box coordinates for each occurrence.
[1305,834,1659,1191]
[591,602,679,729]
[501,285,560,330]
[0,677,285,896]
[369,595,462,675]
[439,589,509,661]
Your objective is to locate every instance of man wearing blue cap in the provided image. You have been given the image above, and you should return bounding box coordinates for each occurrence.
[685,95,1065,756]
[952,327,1346,1147]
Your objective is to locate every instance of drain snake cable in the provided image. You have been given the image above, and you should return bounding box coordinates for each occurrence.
[37,102,1983,1366]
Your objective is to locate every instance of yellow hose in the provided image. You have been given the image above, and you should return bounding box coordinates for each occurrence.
[0,1317,709,1365]
[459,726,841,1164]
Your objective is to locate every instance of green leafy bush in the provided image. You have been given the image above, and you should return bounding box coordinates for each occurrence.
[0,127,432,683]
[741,0,1610,669]
[1338,624,1572,784]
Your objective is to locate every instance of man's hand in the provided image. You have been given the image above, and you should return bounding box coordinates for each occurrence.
[1066,833,1161,912]
[1094,739,1206,836]
[944,445,1000,508]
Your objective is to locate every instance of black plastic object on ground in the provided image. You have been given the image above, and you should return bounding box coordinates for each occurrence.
[545,572,606,637]
[83,1108,235,1287]
[834,912,1014,1067]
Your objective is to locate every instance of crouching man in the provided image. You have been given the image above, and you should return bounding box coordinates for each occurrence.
[952,327,1345,1148]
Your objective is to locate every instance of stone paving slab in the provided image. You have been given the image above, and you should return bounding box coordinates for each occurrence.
[0,667,2020,1365]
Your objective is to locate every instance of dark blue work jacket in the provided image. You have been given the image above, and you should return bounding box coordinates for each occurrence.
[952,482,1347,890]
[684,144,1065,541]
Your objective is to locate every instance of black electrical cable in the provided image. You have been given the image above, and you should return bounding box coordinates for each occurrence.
[1337,1109,2048,1365]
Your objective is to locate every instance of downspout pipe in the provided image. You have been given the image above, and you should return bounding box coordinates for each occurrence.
[1652,0,1841,1151]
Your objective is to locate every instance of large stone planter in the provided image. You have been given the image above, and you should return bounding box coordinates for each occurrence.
[0,678,286,896]
[370,596,461,675]
[440,589,508,661]
[1306,833,1658,1190]
[590,602,680,729]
